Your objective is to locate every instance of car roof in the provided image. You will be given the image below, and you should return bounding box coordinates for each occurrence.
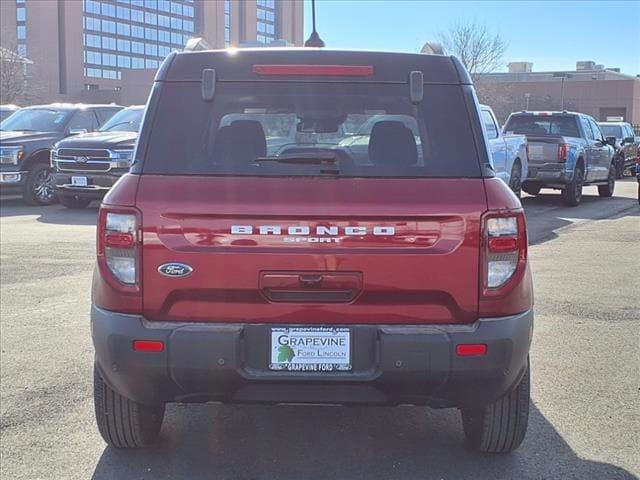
[22,103,123,111]
[158,48,470,85]
[597,121,629,126]
[511,111,583,117]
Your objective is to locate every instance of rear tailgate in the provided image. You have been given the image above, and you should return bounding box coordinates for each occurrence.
[524,135,565,166]
[138,176,486,325]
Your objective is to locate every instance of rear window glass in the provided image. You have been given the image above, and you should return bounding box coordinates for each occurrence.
[598,125,622,138]
[504,115,580,137]
[140,82,481,178]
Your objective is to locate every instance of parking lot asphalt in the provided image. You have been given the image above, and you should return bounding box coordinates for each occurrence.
[1,180,638,480]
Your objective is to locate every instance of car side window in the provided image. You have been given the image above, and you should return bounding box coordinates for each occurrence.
[580,117,594,140]
[481,110,498,139]
[67,110,99,132]
[624,125,634,138]
[589,119,604,141]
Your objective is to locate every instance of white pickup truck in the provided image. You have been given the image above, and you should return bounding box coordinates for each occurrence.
[479,105,528,196]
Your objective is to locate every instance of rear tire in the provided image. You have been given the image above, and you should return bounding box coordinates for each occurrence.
[561,165,584,206]
[59,195,92,209]
[522,182,541,196]
[23,163,56,206]
[508,161,522,198]
[598,164,616,198]
[461,358,530,453]
[94,365,165,448]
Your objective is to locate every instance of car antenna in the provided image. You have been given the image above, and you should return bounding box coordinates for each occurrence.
[304,0,325,47]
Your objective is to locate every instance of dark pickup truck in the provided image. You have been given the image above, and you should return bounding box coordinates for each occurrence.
[598,122,639,178]
[92,49,533,454]
[0,104,122,205]
[52,106,144,209]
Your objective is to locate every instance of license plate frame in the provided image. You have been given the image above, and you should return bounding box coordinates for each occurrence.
[269,327,352,372]
[71,176,88,187]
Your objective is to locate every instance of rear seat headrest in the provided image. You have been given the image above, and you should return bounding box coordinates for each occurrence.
[368,120,417,168]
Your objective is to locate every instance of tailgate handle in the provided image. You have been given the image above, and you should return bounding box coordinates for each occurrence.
[298,274,323,288]
[260,271,363,303]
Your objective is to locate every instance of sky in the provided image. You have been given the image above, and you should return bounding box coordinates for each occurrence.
[303,0,640,75]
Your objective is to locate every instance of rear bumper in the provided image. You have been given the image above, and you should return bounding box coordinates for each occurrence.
[54,171,123,199]
[92,306,533,408]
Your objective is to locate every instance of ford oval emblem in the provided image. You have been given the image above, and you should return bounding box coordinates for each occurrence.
[158,263,193,278]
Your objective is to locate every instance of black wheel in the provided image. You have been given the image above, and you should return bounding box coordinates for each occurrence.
[461,358,530,453]
[59,194,92,209]
[94,365,165,448]
[23,163,56,206]
[522,182,542,196]
[598,164,616,198]
[508,161,522,198]
[561,164,584,206]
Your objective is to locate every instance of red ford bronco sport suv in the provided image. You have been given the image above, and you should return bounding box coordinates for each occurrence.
[92,49,533,453]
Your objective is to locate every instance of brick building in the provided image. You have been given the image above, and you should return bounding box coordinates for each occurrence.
[477,61,640,127]
[0,0,304,105]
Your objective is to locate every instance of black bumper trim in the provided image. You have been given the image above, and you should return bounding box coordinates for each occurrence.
[91,306,533,408]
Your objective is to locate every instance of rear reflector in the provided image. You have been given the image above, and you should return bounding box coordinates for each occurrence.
[456,344,487,356]
[105,232,135,248]
[253,64,374,77]
[133,340,164,352]
[489,236,518,253]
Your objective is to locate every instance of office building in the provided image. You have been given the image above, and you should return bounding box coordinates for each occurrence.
[477,61,640,125]
[0,0,304,105]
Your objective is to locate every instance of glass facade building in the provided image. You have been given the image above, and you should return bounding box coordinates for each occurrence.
[16,0,27,57]
[256,0,278,44]
[82,0,197,80]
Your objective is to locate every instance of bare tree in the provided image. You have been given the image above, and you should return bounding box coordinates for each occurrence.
[0,44,31,104]
[438,20,508,82]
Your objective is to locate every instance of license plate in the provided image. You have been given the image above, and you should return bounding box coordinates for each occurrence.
[71,176,88,187]
[270,327,351,372]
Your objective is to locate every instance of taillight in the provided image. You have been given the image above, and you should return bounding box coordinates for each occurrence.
[557,143,569,163]
[98,208,140,286]
[481,211,528,294]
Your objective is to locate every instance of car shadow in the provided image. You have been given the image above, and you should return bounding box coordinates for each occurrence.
[522,187,638,245]
[0,197,99,226]
[91,403,636,480]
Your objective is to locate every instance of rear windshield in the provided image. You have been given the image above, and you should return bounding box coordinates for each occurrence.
[598,125,622,138]
[140,82,481,177]
[504,115,580,137]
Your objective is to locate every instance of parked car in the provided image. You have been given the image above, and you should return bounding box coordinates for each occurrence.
[597,122,639,178]
[91,49,533,454]
[0,104,122,205]
[503,111,616,206]
[0,104,21,122]
[479,105,528,196]
[52,105,144,209]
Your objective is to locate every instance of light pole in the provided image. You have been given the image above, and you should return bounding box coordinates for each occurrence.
[524,93,531,110]
[553,72,572,110]
[304,0,325,47]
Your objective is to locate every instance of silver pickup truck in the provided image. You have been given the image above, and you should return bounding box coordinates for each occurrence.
[479,105,528,196]
[503,111,615,206]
